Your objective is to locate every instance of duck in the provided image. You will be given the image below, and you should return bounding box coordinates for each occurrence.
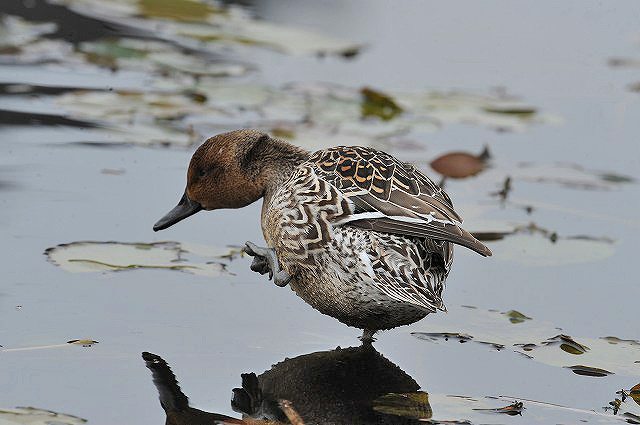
[153,129,491,342]
[144,346,428,425]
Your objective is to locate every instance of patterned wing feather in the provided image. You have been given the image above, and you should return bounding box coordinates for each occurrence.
[308,146,492,256]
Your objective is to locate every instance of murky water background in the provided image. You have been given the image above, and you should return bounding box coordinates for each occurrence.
[1,1,640,424]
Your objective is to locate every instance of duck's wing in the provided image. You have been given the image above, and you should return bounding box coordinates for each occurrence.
[307,146,491,256]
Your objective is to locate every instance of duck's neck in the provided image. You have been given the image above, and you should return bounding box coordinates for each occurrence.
[251,138,310,202]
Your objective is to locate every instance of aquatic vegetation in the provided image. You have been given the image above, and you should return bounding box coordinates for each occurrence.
[0,407,87,424]
[1,339,99,352]
[44,241,233,277]
[502,310,532,324]
[413,306,640,377]
[565,365,612,377]
[473,400,524,416]
[360,87,404,121]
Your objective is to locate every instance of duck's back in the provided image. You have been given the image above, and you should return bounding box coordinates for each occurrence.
[261,146,486,330]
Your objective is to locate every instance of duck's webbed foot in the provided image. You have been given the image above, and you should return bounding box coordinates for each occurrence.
[243,241,292,287]
[360,329,377,345]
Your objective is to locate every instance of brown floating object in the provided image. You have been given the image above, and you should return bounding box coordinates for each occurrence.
[631,383,640,406]
[565,365,613,377]
[430,146,490,179]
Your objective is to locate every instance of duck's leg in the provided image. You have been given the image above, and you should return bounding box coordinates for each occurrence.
[360,329,377,345]
[243,241,292,287]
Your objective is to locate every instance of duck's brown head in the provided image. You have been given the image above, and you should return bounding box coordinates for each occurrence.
[153,129,308,231]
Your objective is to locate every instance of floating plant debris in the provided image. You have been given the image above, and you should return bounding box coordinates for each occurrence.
[602,337,640,346]
[473,400,524,416]
[512,162,635,191]
[48,0,363,57]
[490,176,513,202]
[487,231,615,266]
[45,241,232,277]
[502,310,532,324]
[483,103,537,116]
[412,332,504,350]
[413,306,640,377]
[542,335,589,355]
[565,365,613,377]
[360,87,404,121]
[0,80,557,149]
[67,339,99,347]
[469,220,618,265]
[630,384,640,407]
[411,332,473,344]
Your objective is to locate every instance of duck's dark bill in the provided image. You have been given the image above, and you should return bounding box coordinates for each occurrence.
[153,192,202,231]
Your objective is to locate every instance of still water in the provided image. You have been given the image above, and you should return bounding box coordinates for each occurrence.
[1,1,640,424]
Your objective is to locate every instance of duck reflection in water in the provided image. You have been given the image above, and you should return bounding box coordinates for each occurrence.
[143,345,432,425]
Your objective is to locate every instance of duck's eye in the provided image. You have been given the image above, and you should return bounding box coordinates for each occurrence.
[198,169,207,177]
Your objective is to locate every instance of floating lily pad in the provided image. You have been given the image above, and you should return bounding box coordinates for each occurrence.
[512,162,635,191]
[412,306,640,377]
[45,241,232,277]
[0,407,86,424]
[50,0,363,57]
[488,232,615,266]
[430,147,490,179]
[32,82,555,149]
